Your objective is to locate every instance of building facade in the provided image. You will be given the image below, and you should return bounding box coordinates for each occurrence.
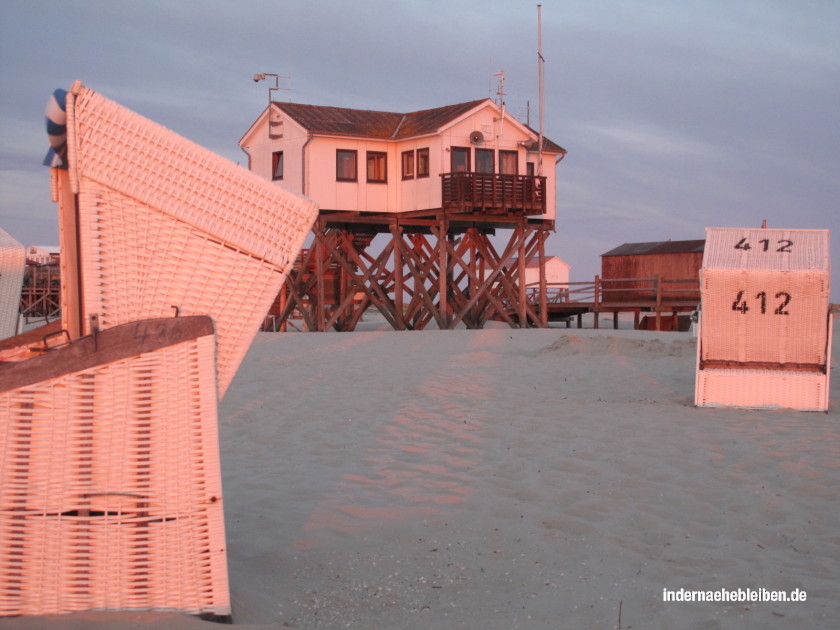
[240,98,565,222]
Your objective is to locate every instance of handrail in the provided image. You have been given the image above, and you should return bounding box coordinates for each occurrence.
[441,172,547,213]
[524,274,700,310]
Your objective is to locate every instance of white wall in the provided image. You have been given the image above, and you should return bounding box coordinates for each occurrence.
[242,102,559,219]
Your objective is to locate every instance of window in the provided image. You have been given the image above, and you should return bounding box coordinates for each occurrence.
[526,162,535,177]
[500,150,518,175]
[451,147,470,173]
[366,151,387,183]
[475,149,494,174]
[401,150,414,179]
[336,149,357,181]
[417,148,430,178]
[271,151,284,180]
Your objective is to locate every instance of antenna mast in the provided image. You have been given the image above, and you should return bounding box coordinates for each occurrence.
[493,68,506,106]
[537,4,544,176]
[493,69,507,139]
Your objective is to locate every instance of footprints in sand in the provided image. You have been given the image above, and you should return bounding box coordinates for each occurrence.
[295,336,504,548]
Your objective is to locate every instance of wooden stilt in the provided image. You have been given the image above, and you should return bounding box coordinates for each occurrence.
[268,211,555,332]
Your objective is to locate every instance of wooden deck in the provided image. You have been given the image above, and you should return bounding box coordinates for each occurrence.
[522,275,700,330]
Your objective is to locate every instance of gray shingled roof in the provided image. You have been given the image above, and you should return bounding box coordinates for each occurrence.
[273,99,566,153]
[601,240,705,257]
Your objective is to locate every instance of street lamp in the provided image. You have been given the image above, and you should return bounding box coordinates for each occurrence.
[252,73,290,105]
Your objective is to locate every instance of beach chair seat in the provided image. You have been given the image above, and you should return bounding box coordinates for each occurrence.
[0,317,229,618]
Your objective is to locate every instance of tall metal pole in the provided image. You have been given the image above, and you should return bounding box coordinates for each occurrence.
[537,4,544,176]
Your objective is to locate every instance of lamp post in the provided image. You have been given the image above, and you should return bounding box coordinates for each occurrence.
[252,73,290,105]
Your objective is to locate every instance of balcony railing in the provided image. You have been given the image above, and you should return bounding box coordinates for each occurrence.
[441,172,546,214]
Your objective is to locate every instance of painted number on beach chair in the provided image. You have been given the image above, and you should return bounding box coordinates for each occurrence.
[731,290,791,315]
[734,237,794,253]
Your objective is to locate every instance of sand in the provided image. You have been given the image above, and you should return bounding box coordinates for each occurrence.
[3,315,839,629]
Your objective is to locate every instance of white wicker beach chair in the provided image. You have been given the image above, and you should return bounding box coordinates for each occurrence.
[695,227,831,410]
[0,228,25,341]
[0,82,317,620]
[54,81,317,396]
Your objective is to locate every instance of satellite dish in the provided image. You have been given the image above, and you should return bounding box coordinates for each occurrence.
[469,130,484,145]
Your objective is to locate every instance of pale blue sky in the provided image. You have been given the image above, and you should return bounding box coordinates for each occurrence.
[2,0,838,287]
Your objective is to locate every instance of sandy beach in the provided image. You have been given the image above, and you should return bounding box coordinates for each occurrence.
[3,315,838,629]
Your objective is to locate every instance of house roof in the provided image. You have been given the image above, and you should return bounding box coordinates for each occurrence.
[512,256,570,269]
[271,99,566,153]
[601,239,705,257]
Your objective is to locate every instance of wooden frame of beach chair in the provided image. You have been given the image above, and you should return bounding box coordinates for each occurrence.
[695,227,831,411]
[0,82,317,620]
[0,229,26,341]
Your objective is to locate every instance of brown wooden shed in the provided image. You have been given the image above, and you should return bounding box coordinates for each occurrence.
[600,239,704,306]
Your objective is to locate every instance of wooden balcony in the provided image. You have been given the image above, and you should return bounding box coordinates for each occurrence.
[441,172,546,215]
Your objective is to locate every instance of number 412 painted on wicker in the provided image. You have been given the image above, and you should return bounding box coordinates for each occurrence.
[732,290,791,315]
[734,237,793,252]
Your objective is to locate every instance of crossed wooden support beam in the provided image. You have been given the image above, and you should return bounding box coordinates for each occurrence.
[275,214,552,332]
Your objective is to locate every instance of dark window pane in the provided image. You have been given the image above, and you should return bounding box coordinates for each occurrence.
[272,151,284,180]
[417,148,430,177]
[476,149,494,174]
[337,149,357,181]
[401,150,414,179]
[367,151,387,183]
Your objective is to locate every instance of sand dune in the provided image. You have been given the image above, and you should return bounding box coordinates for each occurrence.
[4,319,838,629]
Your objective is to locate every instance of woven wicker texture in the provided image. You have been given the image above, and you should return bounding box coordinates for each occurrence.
[700,228,830,366]
[75,179,284,396]
[695,368,828,411]
[0,228,25,341]
[700,269,829,365]
[696,227,831,410]
[62,84,317,396]
[0,329,229,617]
[70,86,316,264]
[702,228,829,272]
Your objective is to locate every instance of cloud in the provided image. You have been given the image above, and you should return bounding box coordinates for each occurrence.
[2,0,839,296]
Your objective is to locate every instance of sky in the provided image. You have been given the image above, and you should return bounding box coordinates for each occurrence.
[2,0,839,291]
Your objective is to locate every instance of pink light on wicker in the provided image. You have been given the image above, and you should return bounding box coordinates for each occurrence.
[695,227,831,411]
[0,317,229,618]
[59,82,318,397]
[0,81,318,621]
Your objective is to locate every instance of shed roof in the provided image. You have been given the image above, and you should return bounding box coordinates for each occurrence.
[272,99,566,153]
[511,256,570,269]
[601,239,705,257]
